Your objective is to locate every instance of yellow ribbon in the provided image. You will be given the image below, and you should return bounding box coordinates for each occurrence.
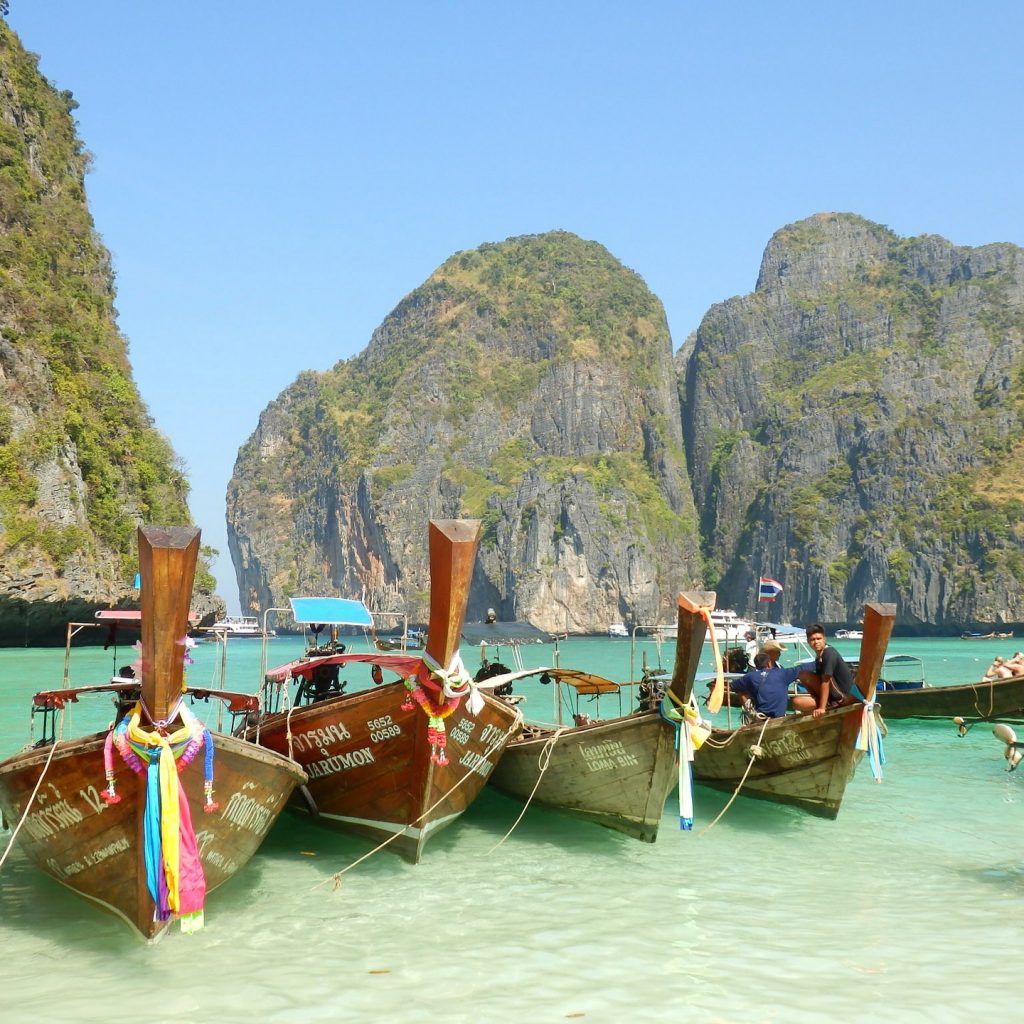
[124,704,195,913]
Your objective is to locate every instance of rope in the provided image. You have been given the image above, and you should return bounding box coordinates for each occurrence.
[700,727,746,749]
[954,675,1016,735]
[284,700,299,761]
[971,678,996,719]
[486,726,570,852]
[697,714,773,835]
[312,705,524,889]
[0,710,65,874]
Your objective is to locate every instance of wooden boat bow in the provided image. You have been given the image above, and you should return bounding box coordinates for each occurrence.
[425,518,481,670]
[137,525,201,723]
[855,601,898,704]
[668,590,718,706]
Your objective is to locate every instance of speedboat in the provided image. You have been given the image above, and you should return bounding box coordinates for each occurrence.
[608,622,629,638]
[704,609,754,643]
[206,615,276,639]
[835,628,864,640]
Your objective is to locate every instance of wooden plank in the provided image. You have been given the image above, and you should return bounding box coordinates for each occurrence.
[137,525,200,723]
[854,601,897,704]
[669,590,717,705]
[425,519,481,669]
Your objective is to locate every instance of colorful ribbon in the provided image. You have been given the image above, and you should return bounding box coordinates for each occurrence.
[856,702,886,782]
[659,694,709,831]
[104,701,215,927]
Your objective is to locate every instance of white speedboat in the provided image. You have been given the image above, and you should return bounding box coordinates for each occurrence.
[704,609,755,643]
[835,628,864,640]
[608,622,629,638]
[755,621,807,645]
[207,615,276,639]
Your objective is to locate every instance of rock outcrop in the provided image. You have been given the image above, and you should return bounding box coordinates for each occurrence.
[228,232,702,630]
[681,212,1024,629]
[0,23,216,643]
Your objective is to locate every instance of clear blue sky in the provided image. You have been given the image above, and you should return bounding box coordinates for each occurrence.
[9,2,1024,610]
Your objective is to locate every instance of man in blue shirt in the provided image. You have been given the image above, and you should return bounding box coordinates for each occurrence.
[729,639,803,718]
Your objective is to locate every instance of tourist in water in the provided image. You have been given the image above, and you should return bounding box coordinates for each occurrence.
[792,623,856,717]
[729,639,804,720]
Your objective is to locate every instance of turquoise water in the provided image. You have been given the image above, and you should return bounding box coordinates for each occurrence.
[1,635,1021,1023]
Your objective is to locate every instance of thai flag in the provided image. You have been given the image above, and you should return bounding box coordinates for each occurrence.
[758,576,783,602]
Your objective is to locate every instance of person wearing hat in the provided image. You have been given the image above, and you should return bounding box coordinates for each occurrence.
[728,638,809,719]
[792,623,856,717]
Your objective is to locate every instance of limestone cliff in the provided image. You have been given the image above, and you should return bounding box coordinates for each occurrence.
[0,23,216,643]
[228,231,702,630]
[681,212,1024,629]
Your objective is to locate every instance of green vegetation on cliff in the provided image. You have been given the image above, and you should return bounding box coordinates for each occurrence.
[0,24,207,591]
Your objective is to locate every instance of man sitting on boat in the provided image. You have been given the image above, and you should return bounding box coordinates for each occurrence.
[791,624,855,717]
[729,639,806,720]
[983,655,1017,680]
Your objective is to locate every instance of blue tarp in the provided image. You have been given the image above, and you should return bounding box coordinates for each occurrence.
[289,597,374,627]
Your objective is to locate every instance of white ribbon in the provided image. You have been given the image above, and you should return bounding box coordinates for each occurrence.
[421,650,484,716]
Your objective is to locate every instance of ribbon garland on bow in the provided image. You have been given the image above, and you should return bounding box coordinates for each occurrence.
[101,698,217,929]
[659,692,710,831]
[856,701,886,781]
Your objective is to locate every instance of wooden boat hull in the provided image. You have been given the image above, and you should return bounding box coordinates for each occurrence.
[876,675,1024,720]
[0,731,306,941]
[692,705,865,819]
[253,681,521,863]
[487,711,677,842]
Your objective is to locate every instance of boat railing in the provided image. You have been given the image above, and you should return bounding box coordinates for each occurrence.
[28,681,264,747]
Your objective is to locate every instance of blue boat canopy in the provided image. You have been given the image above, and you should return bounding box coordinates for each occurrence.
[289,597,374,627]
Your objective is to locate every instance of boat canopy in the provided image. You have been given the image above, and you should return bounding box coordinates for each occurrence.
[550,669,619,694]
[95,609,142,624]
[289,597,374,627]
[462,620,550,645]
[94,608,200,626]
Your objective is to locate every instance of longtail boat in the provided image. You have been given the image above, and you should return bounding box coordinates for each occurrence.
[484,669,674,842]
[0,526,306,941]
[876,671,1024,724]
[252,519,522,863]
[478,600,708,840]
[672,596,895,819]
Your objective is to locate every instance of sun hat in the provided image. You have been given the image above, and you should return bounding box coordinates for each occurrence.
[761,639,786,653]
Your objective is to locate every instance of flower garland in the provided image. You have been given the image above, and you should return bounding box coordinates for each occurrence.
[401,678,460,765]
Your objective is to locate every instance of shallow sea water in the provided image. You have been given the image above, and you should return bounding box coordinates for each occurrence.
[1,635,1021,1023]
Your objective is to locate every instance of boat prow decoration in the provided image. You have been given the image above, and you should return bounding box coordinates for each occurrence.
[0,526,306,942]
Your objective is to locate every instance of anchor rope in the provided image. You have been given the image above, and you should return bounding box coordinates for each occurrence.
[698,714,773,835]
[487,725,571,853]
[0,708,66,874]
[312,704,524,890]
